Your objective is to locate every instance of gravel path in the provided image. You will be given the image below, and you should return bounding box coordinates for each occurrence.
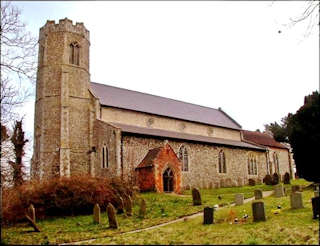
[60,190,274,245]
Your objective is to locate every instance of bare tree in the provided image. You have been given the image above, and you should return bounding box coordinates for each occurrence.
[1,1,37,125]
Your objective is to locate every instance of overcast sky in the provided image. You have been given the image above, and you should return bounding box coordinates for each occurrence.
[13,1,319,160]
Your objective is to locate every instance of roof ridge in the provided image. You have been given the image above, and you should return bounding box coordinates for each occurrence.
[90,81,222,113]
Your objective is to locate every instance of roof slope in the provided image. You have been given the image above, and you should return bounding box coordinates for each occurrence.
[112,122,265,151]
[136,147,162,169]
[90,82,242,130]
[242,130,288,149]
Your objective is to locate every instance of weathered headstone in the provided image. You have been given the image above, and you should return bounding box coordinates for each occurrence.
[252,201,266,222]
[290,192,304,209]
[274,184,285,198]
[28,204,36,223]
[248,179,256,186]
[272,173,279,185]
[116,196,124,214]
[107,203,118,229]
[312,197,319,219]
[203,207,214,225]
[192,188,202,206]
[254,189,263,200]
[93,203,101,224]
[292,185,302,193]
[139,198,147,218]
[123,194,133,216]
[235,193,244,206]
[283,172,290,184]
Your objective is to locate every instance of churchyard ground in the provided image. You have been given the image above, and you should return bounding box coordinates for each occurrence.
[1,179,318,245]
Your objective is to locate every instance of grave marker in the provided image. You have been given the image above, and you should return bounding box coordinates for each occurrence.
[252,201,266,222]
[290,192,304,209]
[274,184,285,198]
[192,188,202,206]
[254,190,263,200]
[203,207,214,225]
[28,204,36,223]
[235,193,244,206]
[93,203,101,224]
[107,203,118,229]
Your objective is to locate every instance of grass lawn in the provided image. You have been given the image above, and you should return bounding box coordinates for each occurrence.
[1,179,315,245]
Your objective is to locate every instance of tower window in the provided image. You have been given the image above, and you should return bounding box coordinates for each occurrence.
[69,42,80,65]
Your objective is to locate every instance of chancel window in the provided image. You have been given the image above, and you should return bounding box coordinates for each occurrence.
[178,145,189,172]
[218,150,227,173]
[69,42,80,65]
[273,152,280,174]
[102,145,108,168]
[248,154,258,175]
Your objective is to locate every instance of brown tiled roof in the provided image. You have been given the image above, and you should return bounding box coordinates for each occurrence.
[242,130,288,149]
[112,123,265,151]
[90,82,242,130]
[135,147,162,169]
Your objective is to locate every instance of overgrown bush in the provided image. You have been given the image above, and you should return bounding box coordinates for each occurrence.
[272,173,280,185]
[283,172,290,184]
[263,174,273,185]
[2,175,133,225]
[248,179,256,186]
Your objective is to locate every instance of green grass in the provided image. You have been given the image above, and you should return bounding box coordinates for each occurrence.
[1,179,314,245]
[89,189,319,245]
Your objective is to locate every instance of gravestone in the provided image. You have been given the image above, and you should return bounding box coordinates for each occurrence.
[314,191,319,197]
[192,188,202,206]
[272,173,279,185]
[292,185,302,193]
[203,207,214,225]
[116,196,124,214]
[254,189,263,200]
[290,192,304,209]
[139,198,147,218]
[283,172,290,184]
[312,197,319,219]
[28,204,36,223]
[252,201,266,222]
[274,184,285,198]
[235,193,244,206]
[248,179,256,186]
[123,194,133,216]
[93,203,101,224]
[107,203,118,229]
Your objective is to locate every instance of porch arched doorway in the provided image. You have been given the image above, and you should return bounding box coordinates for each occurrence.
[163,168,174,192]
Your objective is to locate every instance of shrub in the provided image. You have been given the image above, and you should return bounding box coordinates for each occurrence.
[263,174,273,185]
[272,173,280,185]
[283,172,290,184]
[248,179,256,186]
[2,175,133,225]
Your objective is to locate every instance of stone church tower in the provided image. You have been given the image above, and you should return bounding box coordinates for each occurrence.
[32,18,95,179]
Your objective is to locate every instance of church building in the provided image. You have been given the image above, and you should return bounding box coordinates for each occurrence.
[31,18,294,193]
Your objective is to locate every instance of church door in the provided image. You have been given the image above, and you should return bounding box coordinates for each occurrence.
[163,168,174,192]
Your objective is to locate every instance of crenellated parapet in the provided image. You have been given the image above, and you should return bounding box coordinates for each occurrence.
[39,18,89,41]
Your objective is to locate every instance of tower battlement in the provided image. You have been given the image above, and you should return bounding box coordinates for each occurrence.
[39,18,89,41]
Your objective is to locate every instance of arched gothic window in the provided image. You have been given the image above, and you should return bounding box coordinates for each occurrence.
[273,152,280,174]
[178,145,189,172]
[218,150,226,173]
[69,42,80,65]
[248,155,258,175]
[102,145,108,168]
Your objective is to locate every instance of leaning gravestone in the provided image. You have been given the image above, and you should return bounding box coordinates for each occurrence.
[312,197,319,219]
[235,193,244,206]
[123,194,133,216]
[28,204,36,223]
[254,189,263,200]
[274,184,285,198]
[139,198,147,218]
[292,185,302,193]
[290,192,304,209]
[252,201,266,222]
[192,188,202,206]
[203,207,214,225]
[116,196,124,214]
[107,203,118,229]
[93,203,101,224]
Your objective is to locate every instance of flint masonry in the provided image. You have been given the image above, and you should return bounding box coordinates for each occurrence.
[31,18,294,193]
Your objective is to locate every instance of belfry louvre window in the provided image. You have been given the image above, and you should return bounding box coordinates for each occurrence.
[178,145,189,172]
[218,150,226,173]
[102,146,108,168]
[69,42,80,65]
